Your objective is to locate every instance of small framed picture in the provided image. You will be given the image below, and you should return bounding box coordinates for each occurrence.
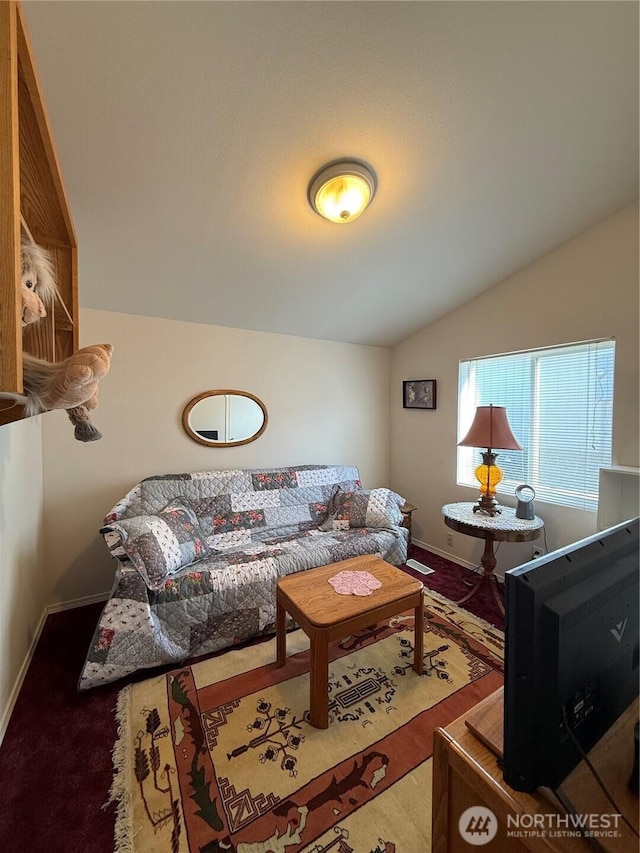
[403,379,437,410]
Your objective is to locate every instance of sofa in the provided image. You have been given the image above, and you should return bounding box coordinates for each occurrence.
[78,464,408,689]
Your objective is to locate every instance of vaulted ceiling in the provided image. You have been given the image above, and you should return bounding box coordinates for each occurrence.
[23,1,639,347]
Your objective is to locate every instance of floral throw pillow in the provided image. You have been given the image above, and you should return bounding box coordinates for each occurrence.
[101,496,210,590]
[319,487,404,531]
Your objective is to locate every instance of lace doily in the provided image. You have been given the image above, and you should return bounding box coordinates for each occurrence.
[441,502,543,531]
[328,570,382,596]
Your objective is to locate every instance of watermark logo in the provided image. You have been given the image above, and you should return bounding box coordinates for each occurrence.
[507,813,622,840]
[458,806,498,845]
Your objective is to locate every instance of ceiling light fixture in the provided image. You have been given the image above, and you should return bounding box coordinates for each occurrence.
[308,160,377,224]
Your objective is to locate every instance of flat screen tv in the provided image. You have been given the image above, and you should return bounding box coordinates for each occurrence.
[503,517,639,793]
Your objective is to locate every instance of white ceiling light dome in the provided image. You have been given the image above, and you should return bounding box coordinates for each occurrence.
[308,160,377,224]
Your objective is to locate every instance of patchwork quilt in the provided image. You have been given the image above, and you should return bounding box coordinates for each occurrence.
[79,465,408,689]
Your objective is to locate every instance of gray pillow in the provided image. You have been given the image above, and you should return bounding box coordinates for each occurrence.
[320,487,404,531]
[101,496,210,590]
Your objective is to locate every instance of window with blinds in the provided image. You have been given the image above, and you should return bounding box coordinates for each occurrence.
[457,339,615,511]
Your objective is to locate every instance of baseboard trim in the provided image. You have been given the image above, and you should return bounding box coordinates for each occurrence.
[46,591,109,615]
[0,606,48,746]
[410,538,482,574]
[0,591,109,746]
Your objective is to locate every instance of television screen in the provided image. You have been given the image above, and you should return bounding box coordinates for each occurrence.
[503,517,639,793]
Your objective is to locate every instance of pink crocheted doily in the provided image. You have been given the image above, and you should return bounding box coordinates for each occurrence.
[328,570,382,596]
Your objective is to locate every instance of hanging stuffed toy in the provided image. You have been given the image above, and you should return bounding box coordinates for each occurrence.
[23,344,113,441]
[19,237,113,441]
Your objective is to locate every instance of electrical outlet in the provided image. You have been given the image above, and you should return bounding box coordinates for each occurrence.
[447,533,454,547]
[531,547,543,559]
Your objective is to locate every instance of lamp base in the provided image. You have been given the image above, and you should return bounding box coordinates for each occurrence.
[472,451,503,516]
[472,494,502,516]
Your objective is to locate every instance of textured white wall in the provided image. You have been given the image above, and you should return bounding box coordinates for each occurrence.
[41,311,392,604]
[390,203,639,575]
[0,416,46,737]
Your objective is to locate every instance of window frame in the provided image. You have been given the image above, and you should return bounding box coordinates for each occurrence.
[456,338,615,512]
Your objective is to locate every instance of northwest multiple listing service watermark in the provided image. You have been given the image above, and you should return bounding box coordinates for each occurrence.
[458,806,623,846]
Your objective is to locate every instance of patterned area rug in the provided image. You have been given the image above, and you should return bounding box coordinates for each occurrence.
[110,589,504,852]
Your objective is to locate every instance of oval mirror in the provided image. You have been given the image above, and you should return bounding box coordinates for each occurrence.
[182,390,268,447]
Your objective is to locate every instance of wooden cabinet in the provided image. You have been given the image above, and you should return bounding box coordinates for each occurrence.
[432,688,638,853]
[0,0,77,425]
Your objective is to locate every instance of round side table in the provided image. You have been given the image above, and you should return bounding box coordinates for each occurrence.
[442,502,544,614]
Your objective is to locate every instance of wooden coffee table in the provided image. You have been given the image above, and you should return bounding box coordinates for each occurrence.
[276,554,424,729]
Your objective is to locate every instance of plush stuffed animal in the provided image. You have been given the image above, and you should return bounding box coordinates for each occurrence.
[18,237,113,441]
[23,345,113,441]
[21,239,57,326]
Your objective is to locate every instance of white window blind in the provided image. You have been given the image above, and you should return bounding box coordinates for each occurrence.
[457,339,615,511]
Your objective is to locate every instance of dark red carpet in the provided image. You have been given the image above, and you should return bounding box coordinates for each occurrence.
[0,546,503,853]
[405,543,505,630]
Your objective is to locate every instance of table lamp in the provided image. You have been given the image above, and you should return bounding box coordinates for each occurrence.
[458,404,522,516]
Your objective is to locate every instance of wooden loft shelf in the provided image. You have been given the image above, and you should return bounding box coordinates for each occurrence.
[0,0,77,425]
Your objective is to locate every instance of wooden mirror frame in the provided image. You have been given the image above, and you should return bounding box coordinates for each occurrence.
[181,389,268,448]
